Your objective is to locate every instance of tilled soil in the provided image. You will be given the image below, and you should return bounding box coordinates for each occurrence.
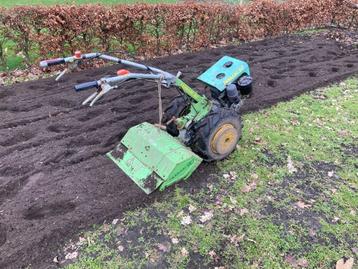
[0,33,357,269]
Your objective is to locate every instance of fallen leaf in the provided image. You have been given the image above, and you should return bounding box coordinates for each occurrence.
[230,171,237,180]
[102,224,110,232]
[115,225,124,236]
[338,130,349,137]
[117,245,124,252]
[209,250,216,257]
[336,257,354,269]
[207,183,214,191]
[291,118,300,126]
[223,173,230,179]
[76,237,86,247]
[229,234,245,245]
[215,195,223,206]
[285,254,297,267]
[241,180,257,193]
[200,211,213,223]
[285,255,308,268]
[223,171,237,181]
[177,210,184,217]
[157,243,170,252]
[229,196,237,205]
[181,247,188,257]
[181,215,192,226]
[314,118,324,127]
[254,136,263,144]
[308,228,316,237]
[239,208,249,216]
[287,156,297,174]
[297,258,309,267]
[65,251,78,260]
[296,201,311,209]
[188,204,197,213]
[209,250,220,262]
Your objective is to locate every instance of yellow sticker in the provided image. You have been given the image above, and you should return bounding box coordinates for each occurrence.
[224,66,244,85]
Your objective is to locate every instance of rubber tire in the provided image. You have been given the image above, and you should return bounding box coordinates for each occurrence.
[163,95,190,137]
[190,108,242,161]
[163,95,190,123]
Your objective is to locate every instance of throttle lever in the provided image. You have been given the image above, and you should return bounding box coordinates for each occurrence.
[55,60,80,81]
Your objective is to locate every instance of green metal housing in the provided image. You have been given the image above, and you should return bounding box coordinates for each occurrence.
[174,78,212,129]
[107,122,202,194]
[107,79,210,194]
[197,56,250,92]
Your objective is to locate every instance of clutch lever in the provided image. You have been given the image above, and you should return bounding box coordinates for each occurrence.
[88,83,117,106]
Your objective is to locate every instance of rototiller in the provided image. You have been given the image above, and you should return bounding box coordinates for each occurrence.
[40,52,252,194]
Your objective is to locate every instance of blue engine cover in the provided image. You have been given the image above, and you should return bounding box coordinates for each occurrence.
[197,56,250,92]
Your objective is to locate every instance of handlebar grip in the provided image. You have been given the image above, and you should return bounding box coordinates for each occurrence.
[40,58,65,68]
[74,81,99,92]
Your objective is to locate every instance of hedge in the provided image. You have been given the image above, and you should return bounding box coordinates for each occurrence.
[0,0,356,67]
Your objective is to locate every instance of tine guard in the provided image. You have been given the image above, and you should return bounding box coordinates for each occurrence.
[107,122,202,194]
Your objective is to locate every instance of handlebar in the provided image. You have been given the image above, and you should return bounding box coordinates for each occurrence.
[40,58,65,68]
[74,81,99,92]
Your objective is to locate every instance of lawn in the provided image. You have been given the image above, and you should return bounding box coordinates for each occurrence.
[0,0,178,8]
[60,77,358,269]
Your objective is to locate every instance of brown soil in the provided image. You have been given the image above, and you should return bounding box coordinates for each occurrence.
[0,33,357,269]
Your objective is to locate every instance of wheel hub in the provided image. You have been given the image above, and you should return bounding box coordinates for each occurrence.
[210,123,238,155]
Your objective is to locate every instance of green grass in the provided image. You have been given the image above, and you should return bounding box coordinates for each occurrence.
[61,77,358,269]
[0,0,178,8]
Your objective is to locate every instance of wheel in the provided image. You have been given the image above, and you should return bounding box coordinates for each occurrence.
[163,95,190,122]
[190,108,242,161]
[163,95,190,137]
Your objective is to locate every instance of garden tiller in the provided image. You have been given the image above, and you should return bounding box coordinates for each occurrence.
[40,52,252,194]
